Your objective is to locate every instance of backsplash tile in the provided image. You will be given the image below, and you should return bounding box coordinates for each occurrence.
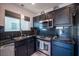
[0,26,4,33]
[0,31,33,41]
[0,26,34,41]
[38,27,56,37]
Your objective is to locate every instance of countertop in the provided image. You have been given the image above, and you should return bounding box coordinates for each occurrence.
[36,35,75,44]
[0,39,14,46]
[0,35,36,46]
[14,35,36,41]
[0,35,75,46]
[52,36,75,45]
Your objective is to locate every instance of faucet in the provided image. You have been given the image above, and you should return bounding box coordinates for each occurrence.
[20,31,23,37]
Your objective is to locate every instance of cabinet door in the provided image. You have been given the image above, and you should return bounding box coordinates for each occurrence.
[75,6,79,56]
[46,11,53,19]
[52,41,74,56]
[15,40,28,56]
[27,37,35,56]
[33,16,40,28]
[54,7,72,26]
[36,39,40,50]
[52,45,73,56]
[78,44,79,56]
[76,6,79,25]
[15,45,27,56]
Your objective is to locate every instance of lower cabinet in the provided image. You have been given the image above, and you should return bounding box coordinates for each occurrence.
[52,41,74,56]
[27,37,35,56]
[78,43,79,55]
[15,36,36,56]
[15,45,28,56]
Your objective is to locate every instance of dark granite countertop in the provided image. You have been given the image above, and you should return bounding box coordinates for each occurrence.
[52,36,75,45]
[0,39,15,46]
[0,35,36,46]
[14,35,36,41]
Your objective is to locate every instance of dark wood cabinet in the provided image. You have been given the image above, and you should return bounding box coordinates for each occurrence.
[52,41,74,56]
[77,6,79,56]
[34,16,40,21]
[15,36,36,56]
[75,6,79,25]
[33,11,53,21]
[33,4,76,27]
[33,12,54,28]
[54,7,72,26]
[15,39,28,56]
[15,45,28,56]
[33,16,41,28]
[33,6,73,27]
[46,11,53,19]
[27,37,36,56]
[73,5,79,56]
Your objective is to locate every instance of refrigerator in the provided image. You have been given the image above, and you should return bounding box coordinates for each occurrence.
[51,26,74,56]
[73,5,79,55]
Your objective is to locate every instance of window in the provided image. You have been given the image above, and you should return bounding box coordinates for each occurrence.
[5,16,20,31]
[5,10,31,32]
[11,23,17,30]
[21,19,31,31]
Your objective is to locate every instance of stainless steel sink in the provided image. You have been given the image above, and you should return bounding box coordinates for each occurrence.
[14,35,29,41]
[14,35,35,41]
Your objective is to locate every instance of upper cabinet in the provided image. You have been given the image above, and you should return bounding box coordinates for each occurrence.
[54,6,73,26]
[46,11,53,19]
[74,5,79,25]
[40,11,53,20]
[33,4,76,27]
[33,11,54,28]
[33,16,40,28]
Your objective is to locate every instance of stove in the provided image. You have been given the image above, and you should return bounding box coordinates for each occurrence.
[36,36,52,56]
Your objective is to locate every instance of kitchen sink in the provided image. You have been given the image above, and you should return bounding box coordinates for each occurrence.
[14,35,35,41]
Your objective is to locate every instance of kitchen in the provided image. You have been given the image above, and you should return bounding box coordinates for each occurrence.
[0,3,79,56]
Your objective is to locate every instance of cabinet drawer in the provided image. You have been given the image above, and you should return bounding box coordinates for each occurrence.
[15,40,26,47]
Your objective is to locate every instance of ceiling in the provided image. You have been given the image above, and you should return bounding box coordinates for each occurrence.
[15,3,72,15]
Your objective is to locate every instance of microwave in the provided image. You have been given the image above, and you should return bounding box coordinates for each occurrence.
[39,19,53,29]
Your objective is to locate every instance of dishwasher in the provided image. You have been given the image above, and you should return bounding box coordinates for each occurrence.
[0,43,15,56]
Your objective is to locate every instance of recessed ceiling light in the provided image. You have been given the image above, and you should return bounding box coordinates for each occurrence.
[32,3,35,5]
[20,4,24,7]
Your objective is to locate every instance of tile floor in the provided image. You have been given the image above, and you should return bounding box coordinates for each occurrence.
[31,51,46,56]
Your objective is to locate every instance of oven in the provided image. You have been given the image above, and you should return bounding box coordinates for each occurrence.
[36,39,51,55]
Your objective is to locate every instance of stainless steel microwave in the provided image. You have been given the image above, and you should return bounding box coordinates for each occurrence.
[39,19,53,29]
